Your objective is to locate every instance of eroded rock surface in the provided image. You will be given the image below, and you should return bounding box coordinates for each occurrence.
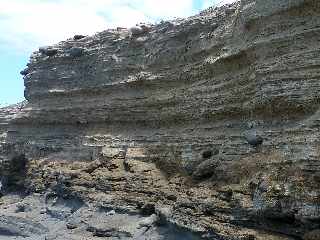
[0,193,205,240]
[1,0,320,239]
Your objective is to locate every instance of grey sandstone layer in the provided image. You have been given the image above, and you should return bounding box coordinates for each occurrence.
[1,0,320,239]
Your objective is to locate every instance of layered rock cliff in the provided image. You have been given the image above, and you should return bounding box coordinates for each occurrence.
[1,0,320,239]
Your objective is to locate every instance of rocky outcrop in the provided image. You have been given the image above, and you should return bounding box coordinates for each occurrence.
[1,0,320,239]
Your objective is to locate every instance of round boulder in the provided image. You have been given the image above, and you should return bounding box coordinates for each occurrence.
[245,133,263,147]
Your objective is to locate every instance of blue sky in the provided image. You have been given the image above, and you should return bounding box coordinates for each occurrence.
[0,0,237,106]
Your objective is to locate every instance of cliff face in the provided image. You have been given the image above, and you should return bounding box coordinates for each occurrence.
[1,0,320,239]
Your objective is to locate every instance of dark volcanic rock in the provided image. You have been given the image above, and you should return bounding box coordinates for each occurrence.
[201,149,219,159]
[19,68,30,76]
[67,47,85,57]
[244,133,263,147]
[39,46,58,57]
[73,35,86,40]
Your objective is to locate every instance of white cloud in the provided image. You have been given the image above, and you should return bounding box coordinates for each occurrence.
[0,0,195,53]
[0,0,240,54]
[138,0,194,20]
[202,0,239,9]
[218,0,240,6]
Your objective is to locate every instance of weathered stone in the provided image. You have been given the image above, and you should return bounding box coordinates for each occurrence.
[140,202,156,216]
[15,203,31,213]
[67,47,85,57]
[244,133,263,147]
[39,47,58,57]
[201,149,219,159]
[73,35,86,40]
[155,206,172,225]
[192,159,220,180]
[0,215,48,237]
[130,24,150,37]
[19,68,29,76]
[0,0,320,239]
[138,214,158,228]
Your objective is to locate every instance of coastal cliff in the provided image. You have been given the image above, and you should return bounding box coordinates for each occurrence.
[0,0,319,239]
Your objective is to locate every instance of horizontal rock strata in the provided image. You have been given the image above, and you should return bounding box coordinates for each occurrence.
[0,0,320,239]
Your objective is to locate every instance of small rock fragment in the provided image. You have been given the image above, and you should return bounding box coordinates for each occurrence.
[239,234,256,240]
[116,27,126,31]
[20,68,30,76]
[86,225,115,237]
[137,214,158,229]
[165,193,177,201]
[66,221,78,229]
[45,234,57,240]
[201,149,218,159]
[15,203,31,213]
[140,203,155,215]
[68,47,85,58]
[192,159,219,180]
[130,24,150,37]
[245,133,263,147]
[217,189,233,202]
[106,210,116,216]
[39,47,58,57]
[155,206,172,225]
[73,35,86,40]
